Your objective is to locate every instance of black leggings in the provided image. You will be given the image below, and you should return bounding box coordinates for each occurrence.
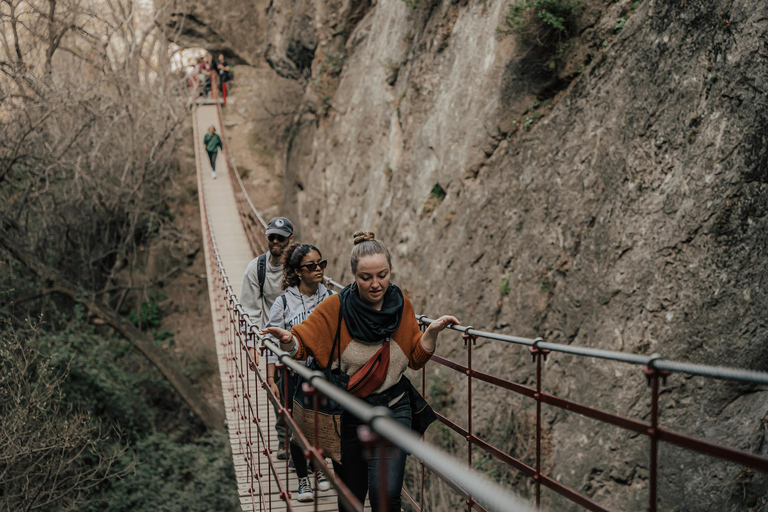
[207,150,217,171]
[286,373,311,478]
[334,392,410,512]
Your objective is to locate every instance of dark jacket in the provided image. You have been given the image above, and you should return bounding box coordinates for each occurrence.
[203,132,222,153]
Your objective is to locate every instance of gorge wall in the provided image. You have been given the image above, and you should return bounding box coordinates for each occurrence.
[184,0,768,509]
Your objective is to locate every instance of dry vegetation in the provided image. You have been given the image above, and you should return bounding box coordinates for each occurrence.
[0,0,238,509]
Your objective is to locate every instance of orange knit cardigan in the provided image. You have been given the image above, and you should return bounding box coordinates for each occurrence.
[291,293,433,371]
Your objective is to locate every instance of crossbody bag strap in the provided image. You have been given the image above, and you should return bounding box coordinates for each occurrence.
[326,306,343,378]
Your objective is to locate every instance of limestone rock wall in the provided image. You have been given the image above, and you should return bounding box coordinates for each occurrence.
[222,0,768,508]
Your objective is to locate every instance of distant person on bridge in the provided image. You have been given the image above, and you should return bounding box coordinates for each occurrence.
[216,53,232,92]
[241,217,294,457]
[261,231,460,512]
[195,57,212,96]
[264,243,335,501]
[202,126,222,179]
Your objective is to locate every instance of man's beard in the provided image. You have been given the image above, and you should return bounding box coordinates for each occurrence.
[269,246,283,258]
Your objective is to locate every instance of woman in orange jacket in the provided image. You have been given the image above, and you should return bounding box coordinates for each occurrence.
[261,231,458,511]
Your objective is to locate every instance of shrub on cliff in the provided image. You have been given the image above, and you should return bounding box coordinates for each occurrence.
[502,0,579,70]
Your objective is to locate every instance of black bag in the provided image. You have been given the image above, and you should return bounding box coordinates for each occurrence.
[291,309,348,462]
[363,376,437,438]
[407,379,437,437]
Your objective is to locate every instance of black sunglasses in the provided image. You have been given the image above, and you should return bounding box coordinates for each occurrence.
[300,260,327,272]
[268,234,287,243]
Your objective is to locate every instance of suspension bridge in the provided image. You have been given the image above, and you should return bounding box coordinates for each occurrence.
[190,79,768,512]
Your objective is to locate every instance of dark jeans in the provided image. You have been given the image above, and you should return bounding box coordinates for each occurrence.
[207,150,217,171]
[333,392,411,512]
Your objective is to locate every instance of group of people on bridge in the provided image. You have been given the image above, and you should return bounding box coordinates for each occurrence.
[239,216,459,511]
[192,53,233,98]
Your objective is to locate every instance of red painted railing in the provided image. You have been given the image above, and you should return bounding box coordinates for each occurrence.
[196,80,768,511]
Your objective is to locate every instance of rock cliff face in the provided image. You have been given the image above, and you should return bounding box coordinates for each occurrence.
[187,0,768,509]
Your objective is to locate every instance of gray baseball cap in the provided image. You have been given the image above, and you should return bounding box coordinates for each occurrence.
[266,217,293,237]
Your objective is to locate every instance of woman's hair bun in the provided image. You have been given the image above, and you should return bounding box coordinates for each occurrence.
[353,231,375,245]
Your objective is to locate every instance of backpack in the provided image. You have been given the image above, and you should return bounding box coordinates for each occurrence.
[257,253,268,298]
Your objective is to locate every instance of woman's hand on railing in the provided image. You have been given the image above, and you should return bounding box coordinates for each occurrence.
[259,326,291,342]
[421,315,460,352]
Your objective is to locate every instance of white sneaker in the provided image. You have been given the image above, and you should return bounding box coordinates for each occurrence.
[316,471,331,492]
[296,476,313,502]
[211,171,217,179]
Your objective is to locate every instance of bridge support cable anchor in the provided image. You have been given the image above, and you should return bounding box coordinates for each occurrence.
[643,354,670,512]
[529,337,550,510]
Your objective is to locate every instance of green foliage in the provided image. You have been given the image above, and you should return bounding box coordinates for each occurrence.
[615,15,628,33]
[317,52,345,77]
[125,289,166,330]
[32,315,238,511]
[127,301,162,329]
[500,275,511,296]
[501,0,578,74]
[503,0,579,38]
[430,183,447,203]
[154,329,174,342]
[309,51,346,116]
[401,0,441,10]
[80,433,238,512]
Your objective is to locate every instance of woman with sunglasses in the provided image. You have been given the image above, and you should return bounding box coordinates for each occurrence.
[264,243,334,502]
[262,231,459,511]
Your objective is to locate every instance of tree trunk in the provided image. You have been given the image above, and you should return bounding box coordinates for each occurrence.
[0,231,226,433]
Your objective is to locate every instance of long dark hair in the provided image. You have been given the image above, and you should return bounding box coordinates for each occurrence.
[281,243,322,290]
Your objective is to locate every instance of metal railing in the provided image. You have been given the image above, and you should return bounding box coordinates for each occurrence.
[202,83,768,512]
[192,99,534,512]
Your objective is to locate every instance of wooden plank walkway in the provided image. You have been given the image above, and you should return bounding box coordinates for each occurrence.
[193,103,342,511]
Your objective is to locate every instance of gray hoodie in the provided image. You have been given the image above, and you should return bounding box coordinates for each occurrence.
[265,283,335,365]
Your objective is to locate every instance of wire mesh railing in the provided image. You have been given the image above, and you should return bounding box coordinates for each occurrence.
[199,80,768,512]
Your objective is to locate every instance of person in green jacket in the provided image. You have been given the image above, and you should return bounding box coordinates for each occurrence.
[203,126,223,179]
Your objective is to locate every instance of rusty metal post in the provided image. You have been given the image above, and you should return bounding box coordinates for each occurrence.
[304,381,321,512]
[463,328,477,512]
[281,363,290,480]
[644,360,670,512]
[530,338,549,509]
[264,361,273,511]
[359,425,390,512]
[256,343,267,480]
[418,317,428,511]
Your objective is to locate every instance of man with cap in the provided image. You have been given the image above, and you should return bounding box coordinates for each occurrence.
[241,216,294,458]
[242,216,294,353]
